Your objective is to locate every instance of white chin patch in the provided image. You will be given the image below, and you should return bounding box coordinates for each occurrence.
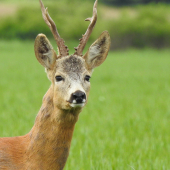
[70,103,85,108]
[70,99,86,108]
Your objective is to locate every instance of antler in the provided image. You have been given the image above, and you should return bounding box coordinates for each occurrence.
[74,0,98,56]
[39,0,69,57]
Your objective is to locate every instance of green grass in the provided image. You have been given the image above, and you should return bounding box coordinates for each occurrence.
[0,40,170,169]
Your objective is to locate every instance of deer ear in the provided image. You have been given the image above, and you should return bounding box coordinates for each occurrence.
[83,31,111,70]
[34,34,57,69]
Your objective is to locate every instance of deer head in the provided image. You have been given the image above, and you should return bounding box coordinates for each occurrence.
[34,0,111,111]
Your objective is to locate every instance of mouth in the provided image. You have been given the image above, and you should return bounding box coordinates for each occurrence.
[70,103,85,108]
[68,99,86,108]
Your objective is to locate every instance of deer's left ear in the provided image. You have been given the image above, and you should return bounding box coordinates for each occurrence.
[83,31,111,70]
[34,34,57,69]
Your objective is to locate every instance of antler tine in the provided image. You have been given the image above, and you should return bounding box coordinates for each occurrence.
[74,0,98,56]
[39,0,69,57]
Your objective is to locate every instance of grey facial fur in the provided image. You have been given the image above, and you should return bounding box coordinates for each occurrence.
[56,55,87,80]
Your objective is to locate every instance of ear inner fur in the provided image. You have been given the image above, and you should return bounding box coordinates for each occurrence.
[83,31,111,70]
[34,34,57,69]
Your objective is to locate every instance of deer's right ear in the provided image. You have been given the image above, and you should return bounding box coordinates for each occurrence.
[34,34,57,69]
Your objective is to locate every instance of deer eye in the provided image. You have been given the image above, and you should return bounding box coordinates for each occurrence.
[55,76,64,82]
[85,75,91,82]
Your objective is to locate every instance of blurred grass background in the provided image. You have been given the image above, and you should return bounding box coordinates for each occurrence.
[0,0,170,169]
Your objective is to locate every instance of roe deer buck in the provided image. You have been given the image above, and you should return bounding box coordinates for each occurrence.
[0,0,110,169]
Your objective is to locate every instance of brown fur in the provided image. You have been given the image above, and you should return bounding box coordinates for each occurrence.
[0,86,80,170]
[0,3,111,169]
[0,32,110,170]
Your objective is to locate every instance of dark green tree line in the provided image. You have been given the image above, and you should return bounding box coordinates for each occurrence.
[101,0,170,5]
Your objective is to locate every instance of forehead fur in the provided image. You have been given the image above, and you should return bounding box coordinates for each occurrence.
[56,55,86,74]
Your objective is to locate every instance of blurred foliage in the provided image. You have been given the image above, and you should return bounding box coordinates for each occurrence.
[1,1,170,49]
[0,1,96,40]
[101,0,170,6]
[108,4,170,49]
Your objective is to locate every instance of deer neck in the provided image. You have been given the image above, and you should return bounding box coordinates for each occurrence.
[25,85,81,170]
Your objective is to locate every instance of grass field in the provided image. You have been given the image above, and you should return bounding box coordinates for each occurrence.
[0,40,170,169]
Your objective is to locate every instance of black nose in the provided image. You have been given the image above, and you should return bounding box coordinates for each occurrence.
[72,90,86,104]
